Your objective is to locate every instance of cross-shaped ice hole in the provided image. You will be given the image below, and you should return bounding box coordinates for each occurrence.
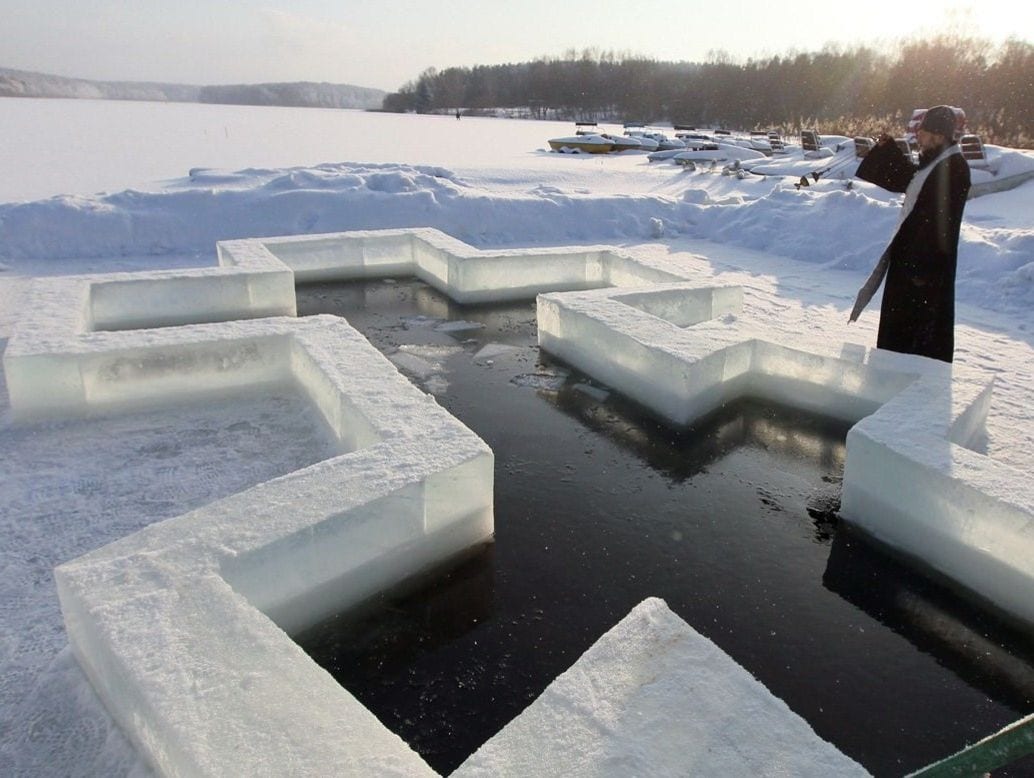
[290,287,858,773]
[3,226,1026,776]
[295,275,1030,775]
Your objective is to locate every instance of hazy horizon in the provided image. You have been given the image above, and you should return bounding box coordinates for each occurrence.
[0,63,387,92]
[2,0,1029,93]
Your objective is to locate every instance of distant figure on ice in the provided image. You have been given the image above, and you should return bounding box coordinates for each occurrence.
[850,105,971,363]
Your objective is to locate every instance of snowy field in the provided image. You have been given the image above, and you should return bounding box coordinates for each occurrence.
[1,97,1033,775]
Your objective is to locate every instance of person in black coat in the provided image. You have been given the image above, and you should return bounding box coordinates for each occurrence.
[853,105,971,363]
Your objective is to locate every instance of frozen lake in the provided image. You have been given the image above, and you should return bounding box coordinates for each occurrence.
[0,98,586,203]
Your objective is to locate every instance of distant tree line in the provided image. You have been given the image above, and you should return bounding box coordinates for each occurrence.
[381,36,1034,148]
[0,67,385,110]
[197,82,384,110]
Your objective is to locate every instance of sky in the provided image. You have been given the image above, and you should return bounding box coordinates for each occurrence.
[2,0,1033,93]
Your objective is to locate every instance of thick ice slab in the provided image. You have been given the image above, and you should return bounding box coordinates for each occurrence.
[456,598,870,777]
[6,228,688,419]
[222,227,687,302]
[538,284,1033,629]
[4,264,293,418]
[52,314,493,776]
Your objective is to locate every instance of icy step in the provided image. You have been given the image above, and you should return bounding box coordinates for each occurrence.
[456,598,870,777]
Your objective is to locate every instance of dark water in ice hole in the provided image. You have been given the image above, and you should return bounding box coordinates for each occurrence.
[294,279,1034,777]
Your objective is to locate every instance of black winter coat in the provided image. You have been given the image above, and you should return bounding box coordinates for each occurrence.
[855,141,970,362]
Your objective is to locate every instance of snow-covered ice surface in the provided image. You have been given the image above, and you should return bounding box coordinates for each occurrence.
[0,98,1032,775]
[0,388,341,776]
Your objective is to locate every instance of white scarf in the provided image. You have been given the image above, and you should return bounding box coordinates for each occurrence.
[899,143,962,225]
[849,144,963,322]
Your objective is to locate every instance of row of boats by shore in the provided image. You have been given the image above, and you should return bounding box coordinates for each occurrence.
[545,119,1029,198]
[545,116,1034,200]
[547,122,787,162]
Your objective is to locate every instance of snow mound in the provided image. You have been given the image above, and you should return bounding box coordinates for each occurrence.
[1,158,1032,312]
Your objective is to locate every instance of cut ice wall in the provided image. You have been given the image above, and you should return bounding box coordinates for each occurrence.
[221,228,687,302]
[7,227,1028,776]
[538,284,1034,628]
[49,314,493,775]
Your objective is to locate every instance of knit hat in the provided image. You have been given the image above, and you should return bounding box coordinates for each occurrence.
[919,105,958,139]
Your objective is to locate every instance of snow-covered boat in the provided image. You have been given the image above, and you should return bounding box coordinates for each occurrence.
[674,127,777,156]
[622,126,668,152]
[548,134,615,153]
[672,145,767,166]
[647,148,688,162]
[627,134,659,152]
[674,130,714,143]
[740,132,774,153]
[680,138,721,151]
[606,134,644,152]
[651,134,686,151]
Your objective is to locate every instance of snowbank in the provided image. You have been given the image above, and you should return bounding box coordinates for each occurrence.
[3,155,1031,312]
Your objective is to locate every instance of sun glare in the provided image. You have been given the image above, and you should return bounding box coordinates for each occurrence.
[888,1,1034,44]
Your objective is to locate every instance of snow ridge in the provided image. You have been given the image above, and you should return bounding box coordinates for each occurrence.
[3,160,1031,311]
